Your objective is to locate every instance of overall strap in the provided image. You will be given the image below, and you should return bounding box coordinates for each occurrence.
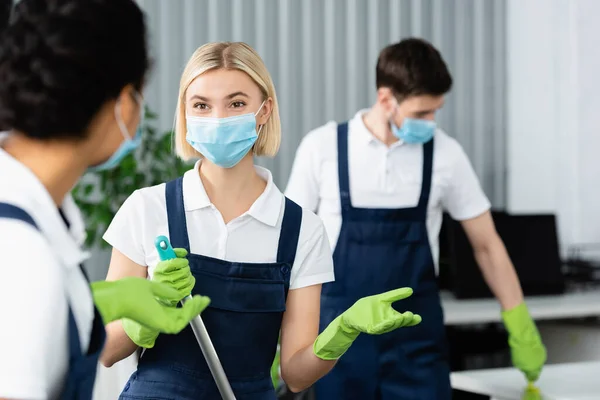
[0,202,38,229]
[0,202,92,280]
[0,204,86,358]
[165,177,191,251]
[416,138,435,214]
[336,122,352,212]
[67,306,82,357]
[277,197,302,265]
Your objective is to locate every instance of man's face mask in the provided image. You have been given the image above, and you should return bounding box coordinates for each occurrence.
[389,100,436,144]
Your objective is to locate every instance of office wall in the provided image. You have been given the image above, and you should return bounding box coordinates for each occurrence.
[506,0,600,254]
[137,0,507,207]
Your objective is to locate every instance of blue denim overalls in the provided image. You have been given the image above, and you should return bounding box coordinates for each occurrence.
[119,177,302,399]
[314,123,451,399]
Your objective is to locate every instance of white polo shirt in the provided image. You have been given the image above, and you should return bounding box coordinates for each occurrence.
[285,109,491,272]
[0,146,94,399]
[103,161,334,290]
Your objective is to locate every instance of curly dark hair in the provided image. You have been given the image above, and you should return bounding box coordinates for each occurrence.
[376,38,452,101]
[0,0,149,140]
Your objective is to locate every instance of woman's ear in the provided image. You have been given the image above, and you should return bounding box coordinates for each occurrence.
[256,97,273,126]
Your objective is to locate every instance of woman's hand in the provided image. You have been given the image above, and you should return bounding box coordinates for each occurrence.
[313,287,421,360]
[121,248,197,348]
[151,248,196,305]
[278,286,421,393]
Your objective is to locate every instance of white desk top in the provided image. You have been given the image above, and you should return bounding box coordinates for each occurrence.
[441,289,600,325]
[451,361,600,400]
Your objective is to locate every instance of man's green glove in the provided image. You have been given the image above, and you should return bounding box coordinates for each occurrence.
[123,248,196,348]
[91,277,210,334]
[313,287,421,360]
[501,302,547,382]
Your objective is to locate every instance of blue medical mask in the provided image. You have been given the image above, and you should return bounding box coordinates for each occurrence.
[391,118,436,144]
[89,93,143,172]
[186,102,265,168]
[390,103,436,144]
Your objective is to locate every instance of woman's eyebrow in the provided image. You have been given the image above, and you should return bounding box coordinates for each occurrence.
[188,92,249,102]
[225,91,249,99]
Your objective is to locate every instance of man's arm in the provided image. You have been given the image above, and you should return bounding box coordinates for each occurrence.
[460,211,524,310]
[440,138,522,309]
[461,210,547,382]
[443,139,546,382]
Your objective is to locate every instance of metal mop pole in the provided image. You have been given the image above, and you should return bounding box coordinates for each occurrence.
[155,236,236,400]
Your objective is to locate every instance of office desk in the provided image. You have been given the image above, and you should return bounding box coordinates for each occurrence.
[440,289,600,325]
[451,361,600,400]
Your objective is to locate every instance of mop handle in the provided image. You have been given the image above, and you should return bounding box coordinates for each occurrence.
[155,236,236,400]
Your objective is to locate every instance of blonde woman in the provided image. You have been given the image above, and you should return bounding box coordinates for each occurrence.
[100,42,421,399]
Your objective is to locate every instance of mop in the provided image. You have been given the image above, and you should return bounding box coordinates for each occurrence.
[522,382,542,400]
[156,236,236,400]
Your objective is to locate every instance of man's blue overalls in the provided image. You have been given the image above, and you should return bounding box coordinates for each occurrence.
[0,203,106,400]
[315,122,451,399]
[119,177,302,399]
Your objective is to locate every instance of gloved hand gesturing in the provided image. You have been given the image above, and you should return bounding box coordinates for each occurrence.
[151,248,196,306]
[501,302,547,383]
[313,287,422,360]
[91,277,210,334]
[122,248,198,348]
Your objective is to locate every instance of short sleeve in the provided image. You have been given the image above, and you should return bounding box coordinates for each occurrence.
[289,211,335,290]
[441,145,491,221]
[285,133,322,213]
[0,222,67,399]
[103,190,147,266]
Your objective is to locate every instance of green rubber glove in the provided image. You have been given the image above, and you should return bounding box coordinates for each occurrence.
[151,248,196,306]
[123,248,197,348]
[313,287,422,360]
[91,277,210,334]
[270,347,281,389]
[502,302,547,382]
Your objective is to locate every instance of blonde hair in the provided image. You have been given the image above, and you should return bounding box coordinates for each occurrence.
[174,42,281,161]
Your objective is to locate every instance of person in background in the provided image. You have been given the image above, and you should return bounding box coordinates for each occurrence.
[99,41,422,400]
[285,37,547,399]
[0,1,208,399]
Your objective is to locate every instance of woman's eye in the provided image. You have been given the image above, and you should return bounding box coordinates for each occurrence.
[194,103,209,110]
[231,101,246,108]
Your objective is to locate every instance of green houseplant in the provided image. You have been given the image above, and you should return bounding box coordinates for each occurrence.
[72,108,192,248]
